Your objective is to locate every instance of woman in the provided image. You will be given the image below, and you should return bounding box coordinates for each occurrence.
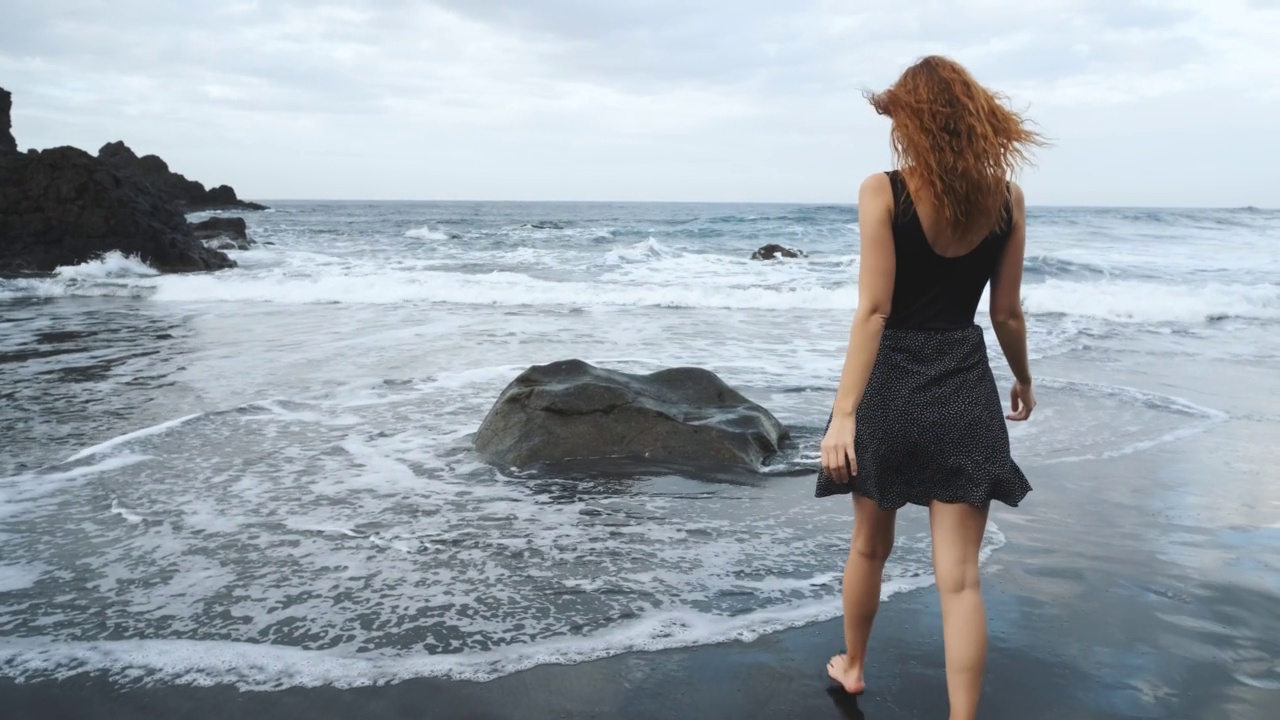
[817,55,1044,720]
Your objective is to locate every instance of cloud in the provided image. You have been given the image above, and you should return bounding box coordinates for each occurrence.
[2,0,1278,204]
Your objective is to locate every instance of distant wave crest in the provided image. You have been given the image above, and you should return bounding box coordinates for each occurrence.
[404,226,454,241]
[1023,279,1279,323]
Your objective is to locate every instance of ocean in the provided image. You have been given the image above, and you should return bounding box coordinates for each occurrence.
[1,201,1277,691]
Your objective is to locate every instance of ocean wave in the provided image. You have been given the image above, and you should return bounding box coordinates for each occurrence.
[0,523,1004,689]
[1039,379,1227,420]
[600,237,678,265]
[1023,279,1279,323]
[55,252,159,280]
[403,226,456,241]
[6,249,1277,326]
[150,269,855,309]
[144,266,1279,323]
[0,605,831,689]
[0,252,159,300]
[1023,255,1112,278]
[1030,379,1229,464]
[0,605,839,689]
[64,413,203,463]
[501,224,617,242]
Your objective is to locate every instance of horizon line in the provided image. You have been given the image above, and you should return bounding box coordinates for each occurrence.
[235,198,1276,211]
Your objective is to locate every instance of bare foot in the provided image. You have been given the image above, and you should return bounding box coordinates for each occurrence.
[826,653,865,695]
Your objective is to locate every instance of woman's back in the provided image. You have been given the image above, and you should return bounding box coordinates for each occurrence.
[883,170,1012,331]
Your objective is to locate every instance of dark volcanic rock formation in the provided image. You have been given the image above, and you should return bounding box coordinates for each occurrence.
[0,145,236,273]
[0,86,252,274]
[750,243,805,260]
[474,359,788,474]
[191,216,251,250]
[97,141,267,212]
[1,88,15,154]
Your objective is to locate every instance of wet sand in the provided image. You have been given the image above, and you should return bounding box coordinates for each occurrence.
[3,410,1278,720]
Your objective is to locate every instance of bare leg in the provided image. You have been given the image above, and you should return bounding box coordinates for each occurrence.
[828,494,896,694]
[929,500,991,720]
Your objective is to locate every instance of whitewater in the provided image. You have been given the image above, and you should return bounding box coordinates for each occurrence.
[1,200,1277,690]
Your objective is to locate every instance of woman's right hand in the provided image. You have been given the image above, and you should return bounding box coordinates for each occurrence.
[1008,381,1035,421]
[821,412,857,484]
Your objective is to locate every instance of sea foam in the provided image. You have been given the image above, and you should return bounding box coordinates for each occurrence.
[150,268,857,309]
[404,226,452,241]
[0,252,159,299]
[0,522,1005,690]
[1023,279,1279,323]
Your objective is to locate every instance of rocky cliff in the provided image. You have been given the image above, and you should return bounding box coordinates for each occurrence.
[0,88,15,154]
[0,86,239,274]
[97,140,267,213]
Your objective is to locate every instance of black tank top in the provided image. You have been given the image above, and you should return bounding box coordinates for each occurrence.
[882,170,1012,331]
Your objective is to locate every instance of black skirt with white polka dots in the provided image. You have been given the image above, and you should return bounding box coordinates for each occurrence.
[814,324,1031,509]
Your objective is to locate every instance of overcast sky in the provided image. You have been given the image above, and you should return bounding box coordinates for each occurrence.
[3,0,1278,206]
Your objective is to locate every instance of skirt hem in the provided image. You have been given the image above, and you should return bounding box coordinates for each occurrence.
[815,480,1031,510]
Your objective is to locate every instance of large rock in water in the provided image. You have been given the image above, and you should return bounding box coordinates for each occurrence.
[191,216,251,250]
[750,243,805,260]
[1,88,15,154]
[0,146,236,273]
[474,359,788,473]
[97,141,267,212]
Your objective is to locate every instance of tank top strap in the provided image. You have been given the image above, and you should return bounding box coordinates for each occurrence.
[883,170,899,220]
[884,170,914,226]
[997,180,1014,240]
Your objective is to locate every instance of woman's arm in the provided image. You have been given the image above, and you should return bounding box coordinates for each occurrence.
[820,173,896,484]
[989,182,1035,421]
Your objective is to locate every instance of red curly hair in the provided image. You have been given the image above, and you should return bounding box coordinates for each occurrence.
[867,56,1047,236]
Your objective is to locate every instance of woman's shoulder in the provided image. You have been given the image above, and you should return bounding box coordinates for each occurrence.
[1007,181,1025,217]
[858,171,895,198]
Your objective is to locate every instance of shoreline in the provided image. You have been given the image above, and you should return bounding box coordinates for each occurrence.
[3,417,1277,719]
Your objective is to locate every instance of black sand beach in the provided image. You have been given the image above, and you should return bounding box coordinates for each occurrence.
[4,394,1278,720]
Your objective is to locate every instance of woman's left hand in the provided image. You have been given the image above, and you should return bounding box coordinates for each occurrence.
[821,412,857,484]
